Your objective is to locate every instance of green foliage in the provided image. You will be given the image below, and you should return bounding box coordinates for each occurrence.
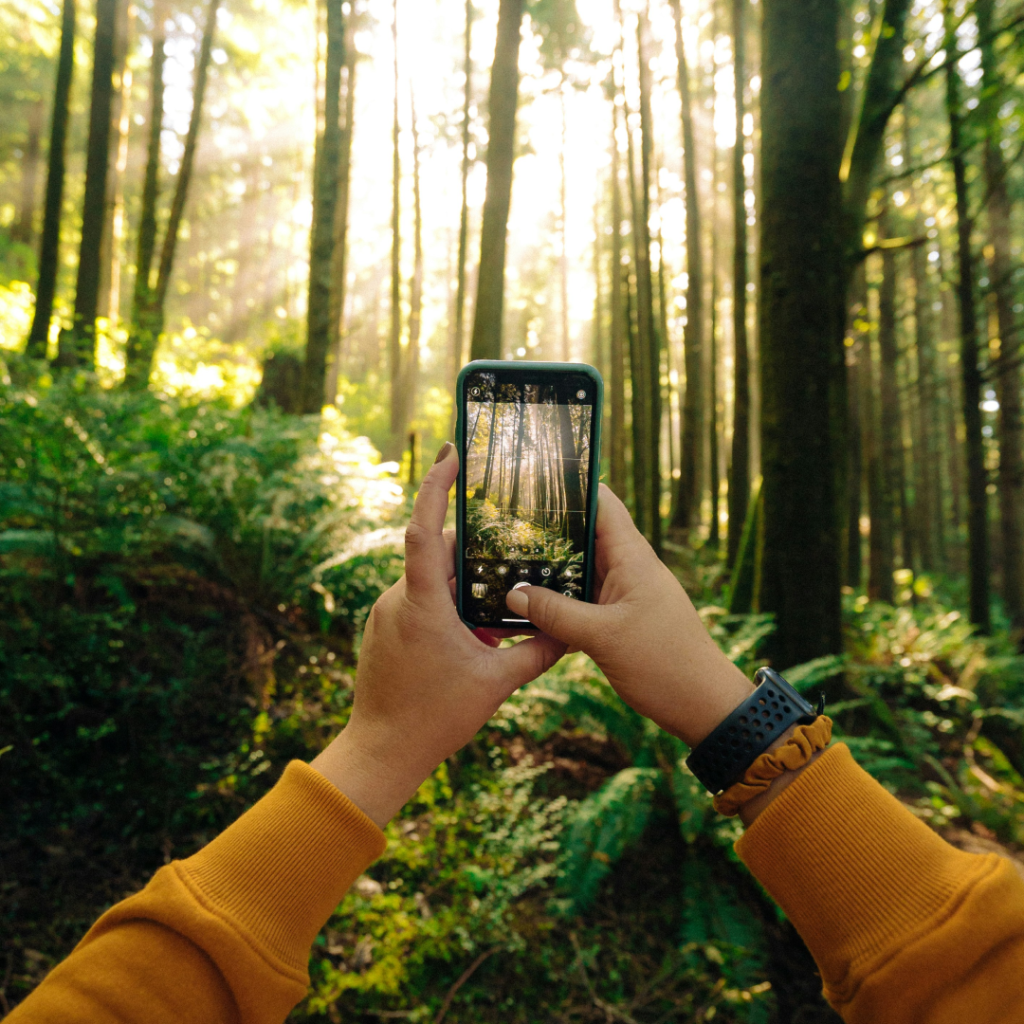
[466,497,581,564]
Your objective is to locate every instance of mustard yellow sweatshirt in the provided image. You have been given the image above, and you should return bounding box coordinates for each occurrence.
[8,743,1024,1023]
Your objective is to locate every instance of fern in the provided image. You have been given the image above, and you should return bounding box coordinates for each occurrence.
[558,766,662,911]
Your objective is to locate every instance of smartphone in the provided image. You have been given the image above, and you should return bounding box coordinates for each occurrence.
[455,360,604,630]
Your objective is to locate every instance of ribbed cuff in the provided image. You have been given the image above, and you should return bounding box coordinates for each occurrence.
[180,760,387,973]
[735,743,993,1003]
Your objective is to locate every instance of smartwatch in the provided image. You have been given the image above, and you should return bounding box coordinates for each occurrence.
[685,667,824,795]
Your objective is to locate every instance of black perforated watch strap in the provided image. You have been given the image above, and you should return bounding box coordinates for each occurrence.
[685,667,822,795]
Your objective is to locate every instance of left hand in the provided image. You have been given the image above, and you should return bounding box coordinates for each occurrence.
[311,442,566,827]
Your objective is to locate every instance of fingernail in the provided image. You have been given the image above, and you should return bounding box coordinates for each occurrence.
[433,441,454,465]
[505,588,529,616]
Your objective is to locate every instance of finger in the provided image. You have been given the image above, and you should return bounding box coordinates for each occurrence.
[505,585,606,648]
[404,443,459,599]
[443,528,456,580]
[493,633,567,695]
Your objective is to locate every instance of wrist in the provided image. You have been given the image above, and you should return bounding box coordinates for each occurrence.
[310,723,430,829]
[660,656,755,749]
[738,727,827,826]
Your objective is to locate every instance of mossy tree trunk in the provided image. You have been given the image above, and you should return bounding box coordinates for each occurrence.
[609,100,628,501]
[57,0,121,370]
[122,0,166,388]
[668,0,702,536]
[758,0,845,667]
[945,20,990,633]
[301,0,345,412]
[25,0,76,360]
[468,0,525,361]
[978,0,1024,640]
[727,0,750,567]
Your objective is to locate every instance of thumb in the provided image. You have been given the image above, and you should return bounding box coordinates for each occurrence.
[505,585,603,647]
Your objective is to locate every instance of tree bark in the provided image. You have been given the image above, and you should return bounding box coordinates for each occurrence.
[468,0,525,361]
[559,83,570,362]
[451,0,473,392]
[404,89,424,441]
[13,96,44,245]
[25,0,76,360]
[977,0,1024,639]
[635,8,661,554]
[865,312,894,603]
[387,0,404,450]
[98,0,133,323]
[877,241,902,586]
[301,0,345,412]
[668,0,702,535]
[324,10,358,405]
[758,0,845,666]
[727,0,750,568]
[845,269,867,589]
[57,0,120,369]
[945,22,990,633]
[609,100,628,501]
[122,1,166,387]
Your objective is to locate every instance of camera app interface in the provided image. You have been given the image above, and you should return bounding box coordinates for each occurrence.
[463,371,595,626]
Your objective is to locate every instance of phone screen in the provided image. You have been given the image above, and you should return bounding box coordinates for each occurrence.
[460,367,599,628]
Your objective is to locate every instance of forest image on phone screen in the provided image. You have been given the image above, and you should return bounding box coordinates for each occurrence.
[463,374,594,624]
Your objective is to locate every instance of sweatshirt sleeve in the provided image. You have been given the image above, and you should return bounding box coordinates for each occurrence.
[736,742,1024,1024]
[8,761,387,1024]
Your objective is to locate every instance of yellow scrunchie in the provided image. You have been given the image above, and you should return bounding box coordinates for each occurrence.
[712,715,833,817]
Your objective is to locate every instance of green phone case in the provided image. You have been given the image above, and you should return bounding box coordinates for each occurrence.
[455,359,605,630]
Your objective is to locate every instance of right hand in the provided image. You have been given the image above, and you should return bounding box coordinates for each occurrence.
[504,484,753,748]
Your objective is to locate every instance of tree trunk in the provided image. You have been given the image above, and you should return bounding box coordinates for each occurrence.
[624,77,651,541]
[98,0,133,323]
[758,0,845,667]
[57,0,120,369]
[668,0,702,535]
[866,314,894,603]
[905,115,939,572]
[635,8,661,554]
[559,401,586,553]
[13,97,44,245]
[509,401,527,513]
[945,25,991,633]
[301,0,345,412]
[404,89,424,439]
[609,102,628,501]
[468,0,525,361]
[122,1,166,387]
[727,0,750,567]
[559,82,570,361]
[878,239,904,582]
[387,0,404,450]
[844,267,867,589]
[978,0,1024,639]
[324,10,358,405]
[451,0,473,393]
[25,0,76,360]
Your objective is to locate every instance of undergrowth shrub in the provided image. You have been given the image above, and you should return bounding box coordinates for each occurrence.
[0,376,405,979]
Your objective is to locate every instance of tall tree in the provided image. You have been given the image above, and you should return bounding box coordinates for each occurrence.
[301,0,346,412]
[727,0,750,566]
[404,89,424,449]
[845,269,868,589]
[758,0,845,666]
[387,0,403,448]
[13,97,43,245]
[25,0,76,360]
[325,10,359,404]
[98,0,134,324]
[668,0,703,535]
[977,0,1024,639]
[124,0,221,388]
[865,304,894,603]
[123,0,166,387]
[945,13,990,633]
[57,0,121,369]
[451,0,473,389]
[877,235,905,579]
[468,0,525,360]
[609,99,628,500]
[635,7,661,554]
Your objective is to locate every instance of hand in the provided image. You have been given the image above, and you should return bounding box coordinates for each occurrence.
[311,443,566,827]
[504,484,753,749]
